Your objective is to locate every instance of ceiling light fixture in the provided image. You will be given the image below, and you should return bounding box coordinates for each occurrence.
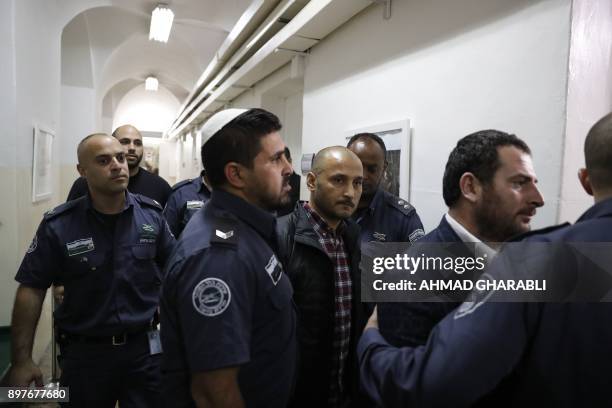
[149,4,174,43]
[145,76,159,91]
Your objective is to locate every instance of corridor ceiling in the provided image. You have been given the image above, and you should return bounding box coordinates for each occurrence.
[60,0,253,120]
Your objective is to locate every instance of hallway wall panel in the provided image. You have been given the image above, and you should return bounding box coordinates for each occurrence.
[301,0,571,231]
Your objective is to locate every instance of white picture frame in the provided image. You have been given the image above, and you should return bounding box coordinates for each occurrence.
[345,119,412,200]
[32,125,55,203]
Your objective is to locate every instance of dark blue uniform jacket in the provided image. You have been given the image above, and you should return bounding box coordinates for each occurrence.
[160,190,296,408]
[163,172,211,237]
[359,197,612,407]
[353,189,424,245]
[16,193,175,336]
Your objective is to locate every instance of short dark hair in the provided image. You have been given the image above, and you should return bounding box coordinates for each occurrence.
[443,130,531,207]
[585,112,612,190]
[347,132,387,157]
[202,108,282,188]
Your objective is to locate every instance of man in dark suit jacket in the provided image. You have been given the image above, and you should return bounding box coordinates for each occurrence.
[379,129,544,347]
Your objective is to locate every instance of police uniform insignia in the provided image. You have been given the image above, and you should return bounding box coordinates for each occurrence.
[186,200,204,210]
[454,273,495,319]
[27,235,37,253]
[215,229,234,240]
[192,278,231,316]
[265,254,283,285]
[409,228,425,242]
[66,238,95,256]
[140,224,157,243]
[373,232,386,242]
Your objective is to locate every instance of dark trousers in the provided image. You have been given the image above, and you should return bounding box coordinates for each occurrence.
[59,332,161,408]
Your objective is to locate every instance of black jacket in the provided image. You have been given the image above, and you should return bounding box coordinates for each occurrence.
[276,203,367,407]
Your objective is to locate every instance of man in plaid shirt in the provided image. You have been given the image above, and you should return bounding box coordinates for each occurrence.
[277,146,369,407]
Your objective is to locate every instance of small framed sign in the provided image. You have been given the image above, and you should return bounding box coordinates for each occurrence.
[32,125,55,203]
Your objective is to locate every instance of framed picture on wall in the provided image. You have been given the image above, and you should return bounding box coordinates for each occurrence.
[345,119,412,200]
[32,125,55,203]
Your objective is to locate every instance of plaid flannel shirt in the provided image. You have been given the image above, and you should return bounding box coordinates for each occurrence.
[303,202,352,407]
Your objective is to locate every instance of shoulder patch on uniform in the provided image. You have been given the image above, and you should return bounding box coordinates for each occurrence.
[265,254,283,285]
[384,192,416,216]
[43,199,81,220]
[409,228,425,242]
[507,222,571,242]
[171,179,192,191]
[186,200,204,210]
[210,216,239,246]
[135,194,163,211]
[192,278,231,316]
[454,273,496,319]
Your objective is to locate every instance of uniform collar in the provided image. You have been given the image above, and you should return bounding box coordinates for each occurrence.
[354,188,384,221]
[367,188,385,213]
[194,171,211,195]
[83,190,134,213]
[211,189,276,241]
[576,196,612,222]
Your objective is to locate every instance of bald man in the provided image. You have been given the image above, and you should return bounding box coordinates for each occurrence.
[277,146,369,408]
[9,134,175,407]
[66,125,172,207]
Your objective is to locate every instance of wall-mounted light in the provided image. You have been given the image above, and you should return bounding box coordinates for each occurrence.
[149,4,174,43]
[145,76,159,91]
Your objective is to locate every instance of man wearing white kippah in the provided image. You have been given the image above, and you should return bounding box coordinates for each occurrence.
[160,108,297,408]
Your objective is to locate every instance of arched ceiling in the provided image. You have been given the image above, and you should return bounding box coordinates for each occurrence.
[61,0,253,121]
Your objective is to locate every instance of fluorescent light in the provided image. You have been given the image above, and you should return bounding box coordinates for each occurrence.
[145,76,159,91]
[149,4,174,43]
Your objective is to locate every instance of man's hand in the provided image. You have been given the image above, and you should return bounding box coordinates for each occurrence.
[365,306,379,332]
[53,285,64,305]
[7,359,43,387]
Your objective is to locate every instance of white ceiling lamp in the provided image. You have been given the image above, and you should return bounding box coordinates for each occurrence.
[145,76,159,91]
[149,4,174,43]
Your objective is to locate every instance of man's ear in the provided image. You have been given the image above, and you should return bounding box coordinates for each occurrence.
[458,172,482,204]
[76,163,86,178]
[578,168,593,196]
[306,172,317,192]
[224,162,247,189]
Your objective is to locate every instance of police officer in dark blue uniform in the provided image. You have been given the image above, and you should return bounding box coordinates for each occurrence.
[357,112,612,407]
[160,108,296,407]
[347,133,424,245]
[163,169,211,237]
[7,134,175,407]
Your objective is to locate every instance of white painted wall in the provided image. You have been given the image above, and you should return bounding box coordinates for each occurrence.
[113,84,181,132]
[0,0,63,366]
[60,85,97,198]
[302,0,571,232]
[158,139,178,186]
[0,0,19,327]
[558,0,612,222]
